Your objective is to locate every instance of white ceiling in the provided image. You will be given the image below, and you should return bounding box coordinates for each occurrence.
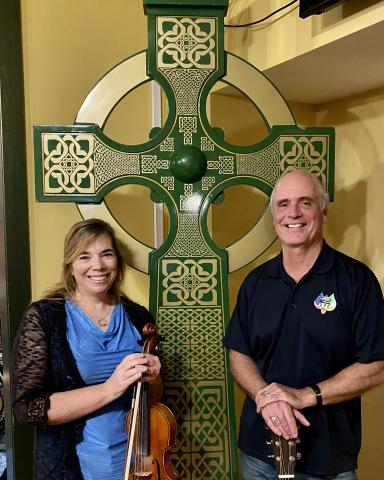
[262,20,384,104]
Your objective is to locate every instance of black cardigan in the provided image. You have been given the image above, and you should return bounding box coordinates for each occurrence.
[12,296,153,479]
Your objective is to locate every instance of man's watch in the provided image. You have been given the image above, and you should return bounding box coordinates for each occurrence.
[309,384,322,407]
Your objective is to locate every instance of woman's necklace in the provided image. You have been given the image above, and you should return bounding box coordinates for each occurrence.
[75,298,114,329]
[96,312,110,328]
[88,305,113,329]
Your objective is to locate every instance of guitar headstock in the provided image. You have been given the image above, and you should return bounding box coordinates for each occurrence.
[268,432,301,478]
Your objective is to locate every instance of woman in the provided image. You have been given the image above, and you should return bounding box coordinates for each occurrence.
[12,218,162,479]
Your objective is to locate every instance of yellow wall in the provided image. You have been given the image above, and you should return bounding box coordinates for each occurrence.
[21,0,152,305]
[318,89,384,477]
[318,89,384,285]
[226,0,384,70]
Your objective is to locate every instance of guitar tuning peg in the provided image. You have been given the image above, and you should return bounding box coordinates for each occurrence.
[267,455,275,459]
[296,438,301,444]
[296,452,302,460]
[266,440,272,445]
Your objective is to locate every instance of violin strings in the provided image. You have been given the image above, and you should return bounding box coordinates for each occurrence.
[139,386,144,475]
[136,381,143,476]
[124,381,142,480]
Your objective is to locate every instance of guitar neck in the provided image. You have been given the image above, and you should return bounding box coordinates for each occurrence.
[269,431,300,479]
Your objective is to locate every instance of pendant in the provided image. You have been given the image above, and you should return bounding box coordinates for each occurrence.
[97,316,108,328]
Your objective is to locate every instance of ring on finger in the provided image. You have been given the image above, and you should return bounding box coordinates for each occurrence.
[270,415,278,423]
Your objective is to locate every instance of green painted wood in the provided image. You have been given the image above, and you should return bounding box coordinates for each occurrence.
[0,0,33,478]
[143,0,229,10]
[33,2,335,478]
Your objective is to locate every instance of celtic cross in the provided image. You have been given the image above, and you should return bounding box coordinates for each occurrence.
[34,1,335,478]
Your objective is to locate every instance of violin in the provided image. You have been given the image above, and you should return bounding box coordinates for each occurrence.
[123,323,180,480]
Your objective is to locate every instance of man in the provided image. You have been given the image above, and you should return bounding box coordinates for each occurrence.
[224,171,384,479]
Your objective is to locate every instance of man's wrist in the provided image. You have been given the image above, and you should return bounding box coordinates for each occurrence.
[309,384,323,407]
[253,382,268,404]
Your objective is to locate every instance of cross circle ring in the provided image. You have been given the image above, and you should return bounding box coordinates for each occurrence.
[75,51,295,273]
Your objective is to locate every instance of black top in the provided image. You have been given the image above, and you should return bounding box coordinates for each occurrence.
[224,242,384,476]
[12,295,154,480]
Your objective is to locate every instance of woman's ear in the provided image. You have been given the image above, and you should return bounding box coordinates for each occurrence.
[322,205,328,224]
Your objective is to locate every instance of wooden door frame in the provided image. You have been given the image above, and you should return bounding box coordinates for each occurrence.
[0,0,33,478]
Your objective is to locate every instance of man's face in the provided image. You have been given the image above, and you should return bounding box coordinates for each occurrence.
[272,173,327,250]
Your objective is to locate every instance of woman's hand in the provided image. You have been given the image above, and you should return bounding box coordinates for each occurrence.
[142,353,161,384]
[104,352,160,400]
[47,353,162,424]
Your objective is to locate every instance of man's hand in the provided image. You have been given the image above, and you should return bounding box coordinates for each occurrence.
[260,400,310,439]
[256,383,316,411]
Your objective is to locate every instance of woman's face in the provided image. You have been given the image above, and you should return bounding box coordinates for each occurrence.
[71,233,118,299]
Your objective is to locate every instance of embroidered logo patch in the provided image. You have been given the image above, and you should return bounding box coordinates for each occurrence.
[314,292,337,314]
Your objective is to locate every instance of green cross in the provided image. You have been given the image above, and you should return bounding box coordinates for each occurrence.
[34,1,335,478]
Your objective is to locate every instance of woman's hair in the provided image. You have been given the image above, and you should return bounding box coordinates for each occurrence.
[45,218,125,300]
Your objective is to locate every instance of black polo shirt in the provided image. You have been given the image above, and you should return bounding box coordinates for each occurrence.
[224,242,384,476]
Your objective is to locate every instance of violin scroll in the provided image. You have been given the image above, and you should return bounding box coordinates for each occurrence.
[139,323,164,356]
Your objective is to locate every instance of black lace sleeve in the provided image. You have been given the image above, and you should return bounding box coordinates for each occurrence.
[12,303,51,426]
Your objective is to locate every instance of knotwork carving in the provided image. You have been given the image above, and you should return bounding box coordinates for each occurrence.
[157,17,216,69]
[161,258,218,306]
[94,143,140,187]
[236,144,280,185]
[161,176,175,190]
[201,176,215,190]
[165,380,229,479]
[158,307,224,381]
[43,133,95,194]
[160,137,175,152]
[161,69,211,116]
[180,183,200,211]
[167,214,213,257]
[279,136,328,180]
[207,156,234,174]
[179,116,197,145]
[141,155,169,173]
[201,136,215,151]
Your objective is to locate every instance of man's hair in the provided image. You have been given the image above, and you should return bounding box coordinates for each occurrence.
[270,171,329,214]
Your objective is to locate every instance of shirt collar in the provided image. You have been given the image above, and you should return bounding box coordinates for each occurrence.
[266,241,335,278]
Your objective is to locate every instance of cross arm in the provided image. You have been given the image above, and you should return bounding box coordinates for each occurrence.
[205,125,335,201]
[34,123,172,203]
